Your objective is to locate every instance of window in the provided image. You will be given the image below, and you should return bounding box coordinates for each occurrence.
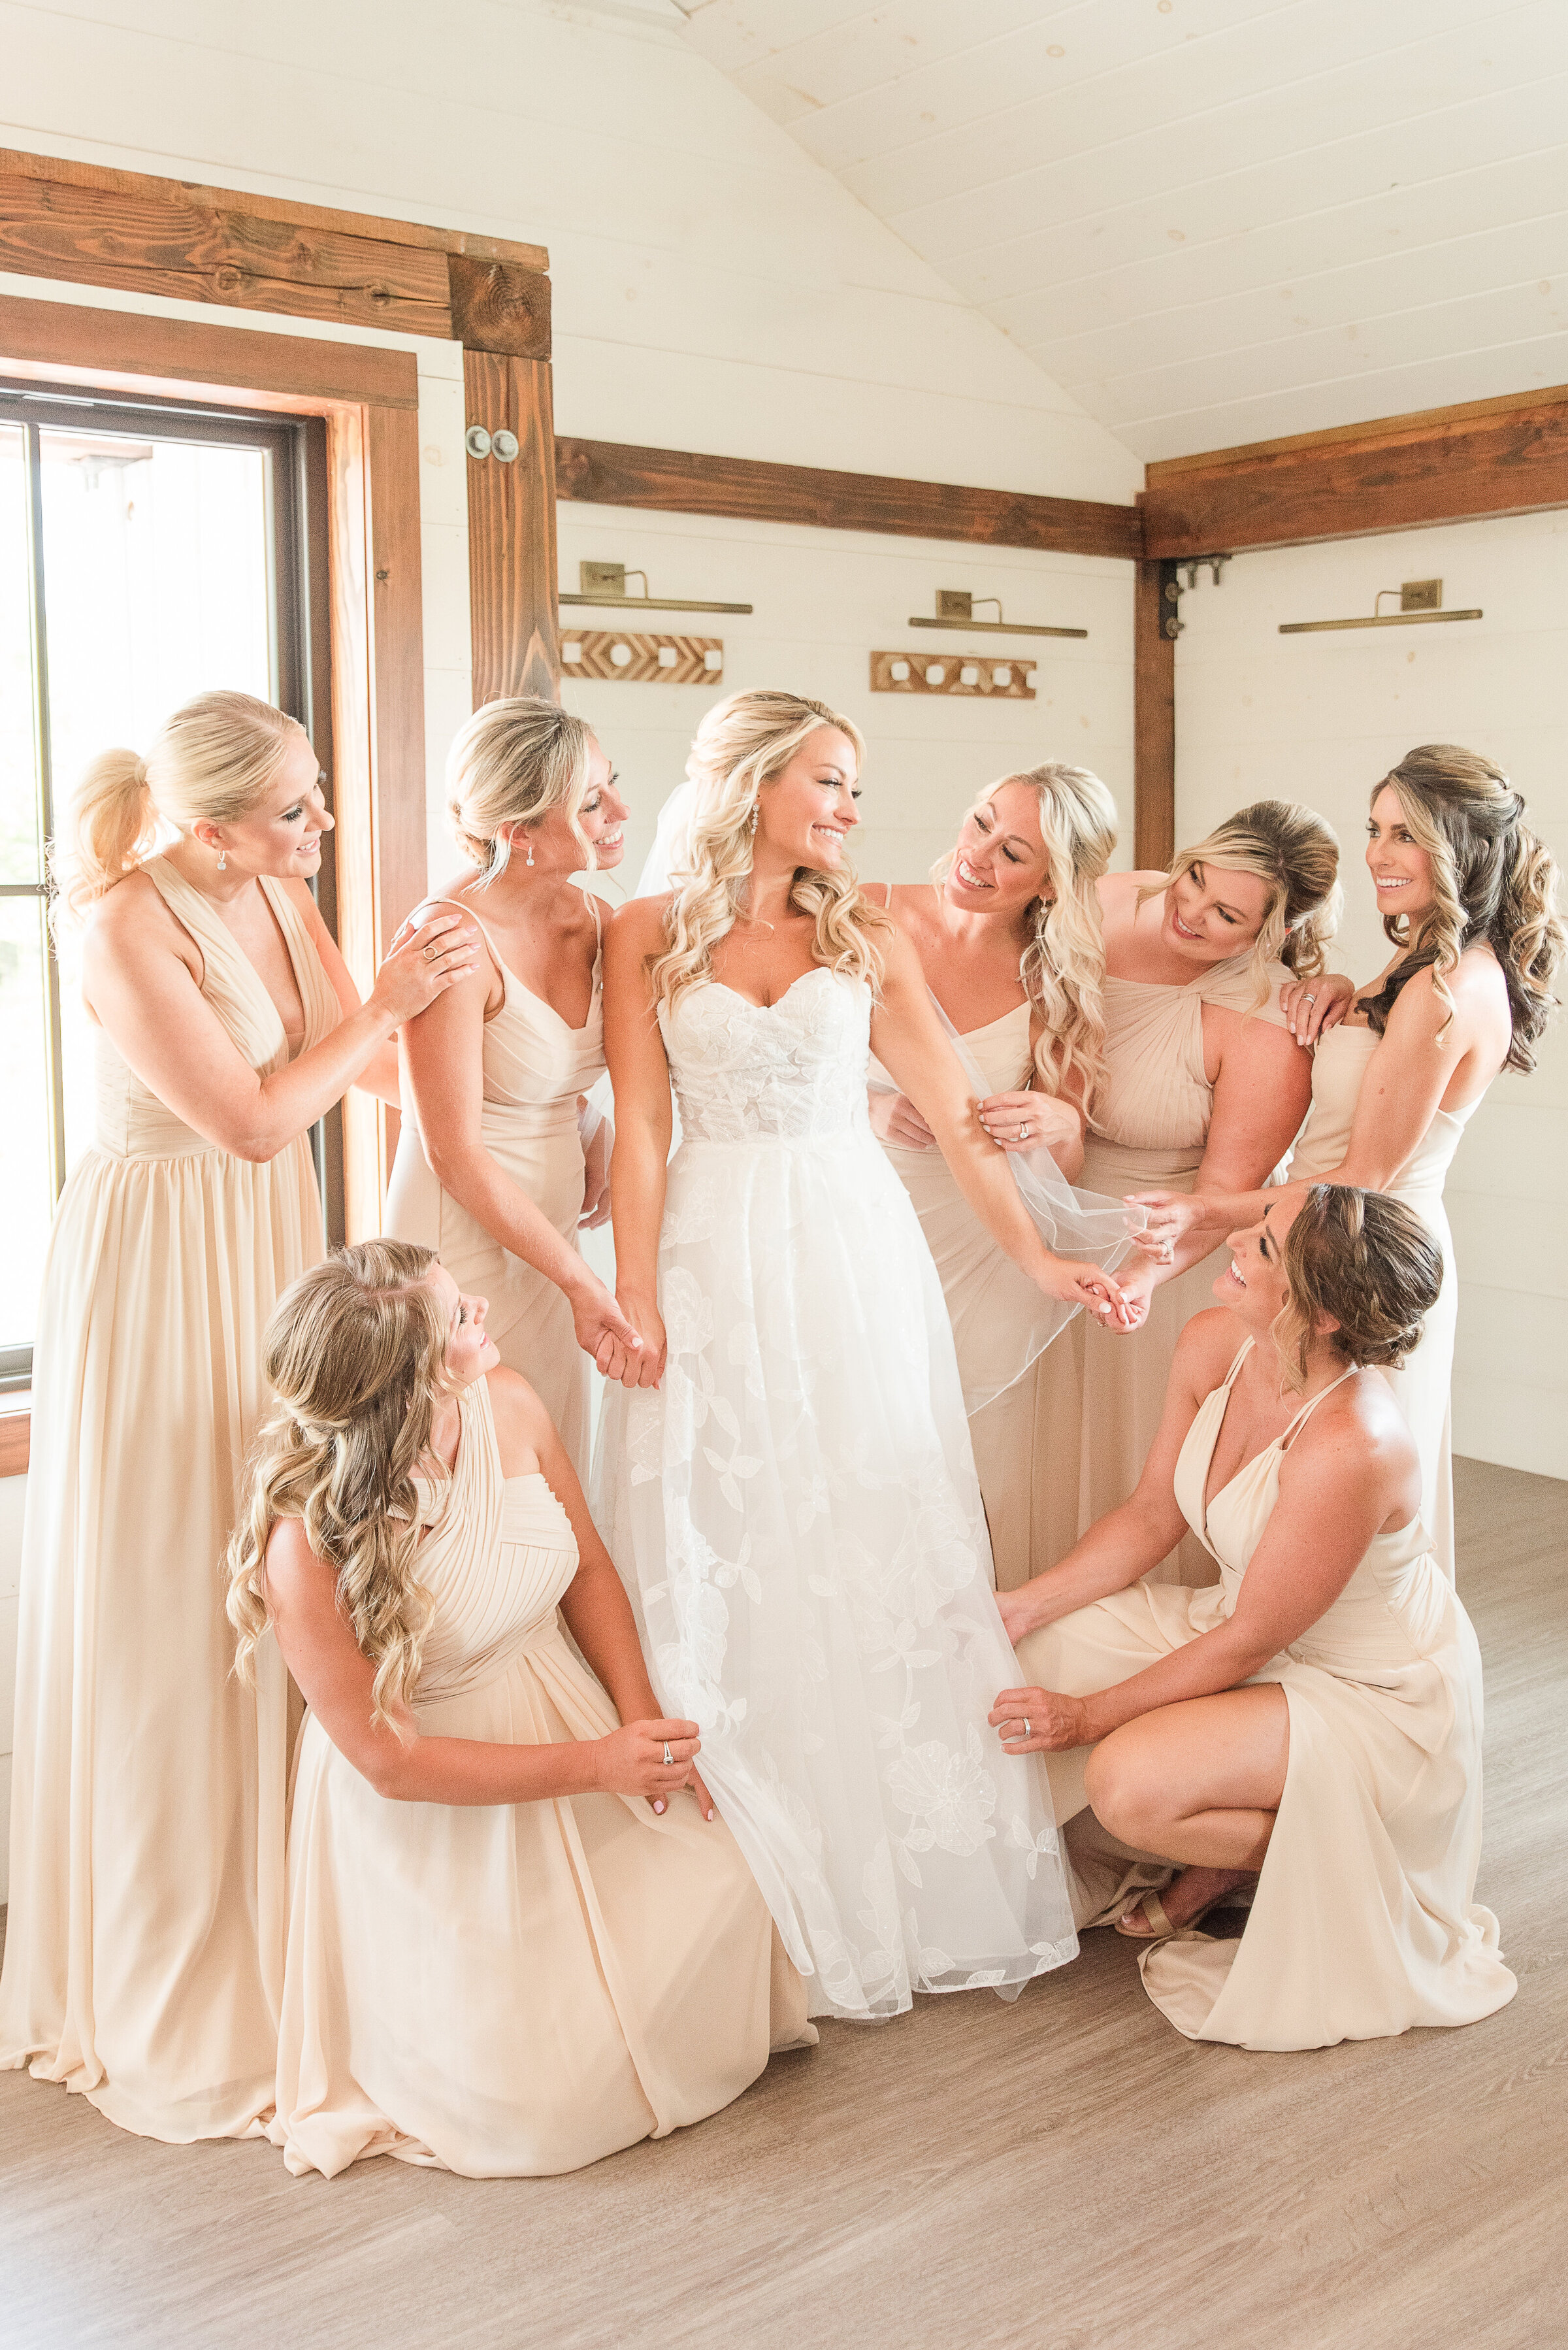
[1,384,318,1386]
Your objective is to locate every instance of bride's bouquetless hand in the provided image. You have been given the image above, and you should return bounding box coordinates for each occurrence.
[606,1291,665,1389]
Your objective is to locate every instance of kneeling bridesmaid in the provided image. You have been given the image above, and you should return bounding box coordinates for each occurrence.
[992,1185,1516,2052]
[227,1240,811,2180]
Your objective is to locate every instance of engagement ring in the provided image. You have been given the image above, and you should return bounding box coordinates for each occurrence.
[662,1743,674,1766]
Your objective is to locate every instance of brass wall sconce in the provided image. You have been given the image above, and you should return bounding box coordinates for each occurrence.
[560,561,753,616]
[907,589,1086,640]
[1279,579,1482,635]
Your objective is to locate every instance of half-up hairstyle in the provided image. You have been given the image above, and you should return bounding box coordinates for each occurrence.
[1271,1183,1443,1395]
[650,689,890,1008]
[1356,745,1565,1072]
[446,696,598,889]
[54,689,307,925]
[1154,799,1342,1006]
[227,1240,451,1729]
[937,761,1118,1116]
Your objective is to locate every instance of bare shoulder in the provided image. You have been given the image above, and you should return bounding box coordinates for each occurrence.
[1282,1366,1417,1493]
[84,869,198,976]
[483,1366,549,1475]
[608,893,669,955]
[1173,1304,1245,1390]
[262,1512,335,1609]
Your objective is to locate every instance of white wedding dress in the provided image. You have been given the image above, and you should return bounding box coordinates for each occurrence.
[594,967,1079,2023]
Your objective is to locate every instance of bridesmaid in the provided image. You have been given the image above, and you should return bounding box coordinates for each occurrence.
[385,697,645,1480]
[1132,747,1563,1580]
[0,691,476,2141]
[992,1183,1516,2051]
[1034,801,1339,1580]
[869,761,1122,1587]
[226,1240,809,2179]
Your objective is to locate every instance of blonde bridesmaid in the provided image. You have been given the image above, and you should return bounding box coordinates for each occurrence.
[1035,802,1339,1580]
[870,761,1122,1587]
[227,1241,810,2179]
[385,699,646,1480]
[1134,748,1563,1580]
[994,1185,1516,2051]
[0,691,476,2142]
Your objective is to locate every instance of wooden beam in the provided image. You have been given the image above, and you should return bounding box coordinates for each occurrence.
[1142,388,1568,557]
[0,166,453,338]
[448,254,551,361]
[0,290,418,410]
[555,436,1143,561]
[1134,554,1176,872]
[0,145,548,273]
[467,352,560,705]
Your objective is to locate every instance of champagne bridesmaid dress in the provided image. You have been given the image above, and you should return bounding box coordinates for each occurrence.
[1288,1026,1478,1580]
[270,1375,809,2180]
[881,1002,1059,1591]
[1015,1338,1516,2050]
[385,894,604,1481]
[0,859,338,2140]
[1034,953,1294,1581]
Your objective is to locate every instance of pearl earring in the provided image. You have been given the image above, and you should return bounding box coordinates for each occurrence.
[525,835,535,867]
[217,848,227,871]
[747,803,759,833]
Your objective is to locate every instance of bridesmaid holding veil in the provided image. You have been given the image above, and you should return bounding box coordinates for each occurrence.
[1131,747,1563,1580]
[386,698,647,1480]
[868,761,1131,1587]
[595,690,1130,2025]
[1035,802,1337,1580]
[0,692,476,2141]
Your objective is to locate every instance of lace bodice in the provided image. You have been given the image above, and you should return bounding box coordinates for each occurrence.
[658,970,874,1144]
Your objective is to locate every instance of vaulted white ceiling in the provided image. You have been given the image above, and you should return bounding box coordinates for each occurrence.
[674,0,1568,461]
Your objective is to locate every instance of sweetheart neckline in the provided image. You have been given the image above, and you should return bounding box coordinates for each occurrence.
[698,968,849,1015]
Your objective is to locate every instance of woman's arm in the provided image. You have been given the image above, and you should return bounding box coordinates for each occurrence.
[996,1310,1233,1647]
[996,1381,1405,1754]
[603,899,676,1387]
[870,931,1127,1320]
[263,1514,700,1808]
[82,876,478,1161]
[400,936,640,1374]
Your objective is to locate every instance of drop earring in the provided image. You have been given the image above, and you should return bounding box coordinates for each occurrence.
[217,848,227,871]
[747,803,759,833]
[525,835,535,867]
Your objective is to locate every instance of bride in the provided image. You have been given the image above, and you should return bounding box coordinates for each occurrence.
[594,689,1130,2022]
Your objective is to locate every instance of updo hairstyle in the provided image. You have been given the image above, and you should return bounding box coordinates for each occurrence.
[446,696,598,887]
[1272,1184,1443,1394]
[56,689,307,922]
[1356,744,1565,1072]
[1157,799,1342,1002]
[226,1239,449,1729]
[650,688,889,1008]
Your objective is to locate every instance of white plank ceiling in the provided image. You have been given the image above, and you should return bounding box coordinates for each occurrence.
[674,0,1568,460]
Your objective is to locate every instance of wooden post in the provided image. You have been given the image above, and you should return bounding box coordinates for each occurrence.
[1134,553,1177,873]
[463,350,559,706]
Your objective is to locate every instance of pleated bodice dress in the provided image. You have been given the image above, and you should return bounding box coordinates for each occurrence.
[385,894,605,1482]
[1288,1025,1478,1580]
[1014,1338,1515,2051]
[595,970,1079,2023]
[0,858,338,2141]
[881,1002,1058,1592]
[1032,954,1293,1581]
[270,1376,805,2180]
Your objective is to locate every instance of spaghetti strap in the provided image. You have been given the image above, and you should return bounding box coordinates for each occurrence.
[1279,1361,1360,1451]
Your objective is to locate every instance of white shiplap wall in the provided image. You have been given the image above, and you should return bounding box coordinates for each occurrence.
[679,0,1568,460]
[1173,510,1568,1478]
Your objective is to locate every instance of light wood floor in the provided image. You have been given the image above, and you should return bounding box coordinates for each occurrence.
[3,1455,1563,2350]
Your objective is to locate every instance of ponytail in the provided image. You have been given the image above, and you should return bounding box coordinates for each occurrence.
[54,749,157,924]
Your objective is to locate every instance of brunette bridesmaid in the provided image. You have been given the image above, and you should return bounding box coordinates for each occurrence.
[1132,747,1563,1578]
[0,691,475,2141]
[870,761,1125,1587]
[385,699,647,1479]
[1035,801,1339,1581]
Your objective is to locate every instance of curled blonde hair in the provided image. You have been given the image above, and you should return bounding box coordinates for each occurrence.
[937,761,1118,1116]
[446,696,597,888]
[650,689,890,1008]
[1271,1184,1443,1395]
[227,1240,449,1729]
[1358,745,1565,1072]
[1154,799,1342,1005]
[54,689,307,923]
